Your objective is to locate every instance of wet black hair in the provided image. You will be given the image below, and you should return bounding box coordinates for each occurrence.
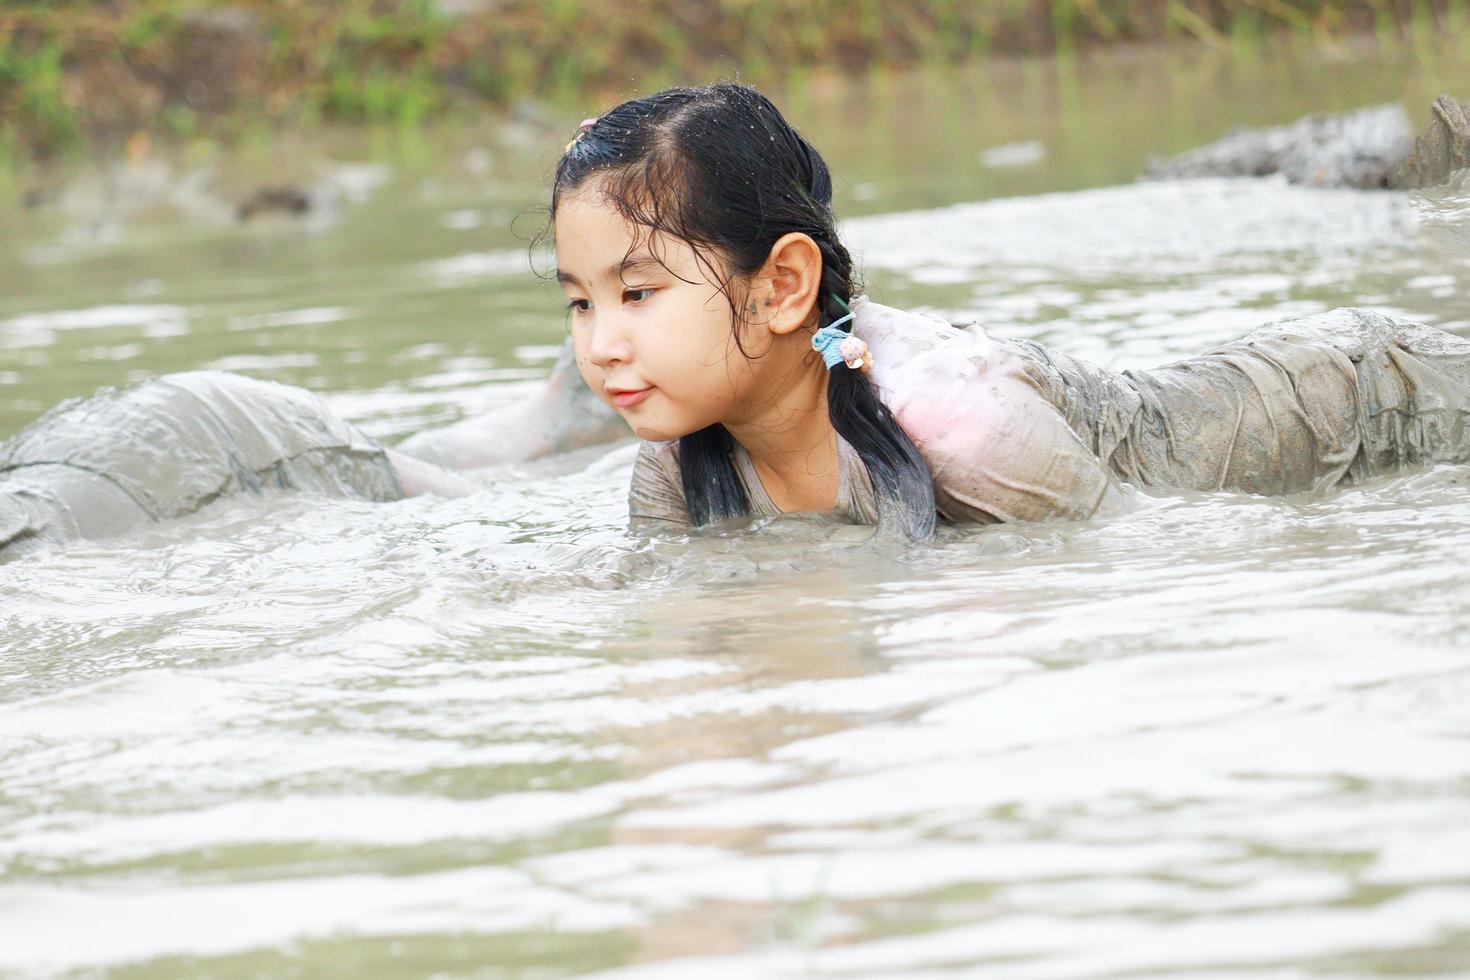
[549,82,936,540]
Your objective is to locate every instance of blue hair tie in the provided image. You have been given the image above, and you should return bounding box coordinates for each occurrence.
[811,313,857,369]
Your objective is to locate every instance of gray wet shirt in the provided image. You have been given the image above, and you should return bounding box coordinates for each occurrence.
[629,299,1470,528]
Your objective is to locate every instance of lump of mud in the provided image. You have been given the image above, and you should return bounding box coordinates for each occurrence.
[1143,103,1413,189]
[237,186,313,222]
[1393,96,1470,191]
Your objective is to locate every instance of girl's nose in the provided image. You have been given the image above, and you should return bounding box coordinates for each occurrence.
[587,312,633,367]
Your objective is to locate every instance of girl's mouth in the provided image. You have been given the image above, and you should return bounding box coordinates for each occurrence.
[609,386,653,408]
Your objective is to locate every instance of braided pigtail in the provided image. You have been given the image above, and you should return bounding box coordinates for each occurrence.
[811,239,937,540]
[678,423,748,525]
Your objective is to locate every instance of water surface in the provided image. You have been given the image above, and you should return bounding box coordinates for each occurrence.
[2,38,1469,978]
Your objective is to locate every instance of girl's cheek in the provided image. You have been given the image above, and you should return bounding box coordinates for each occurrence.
[573,355,600,390]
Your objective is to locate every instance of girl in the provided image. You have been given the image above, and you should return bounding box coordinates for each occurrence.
[3,82,1469,559]
[550,83,1470,540]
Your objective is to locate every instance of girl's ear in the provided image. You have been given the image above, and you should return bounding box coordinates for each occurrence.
[755,233,823,336]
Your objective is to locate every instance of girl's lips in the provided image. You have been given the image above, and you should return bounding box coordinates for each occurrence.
[609,386,653,408]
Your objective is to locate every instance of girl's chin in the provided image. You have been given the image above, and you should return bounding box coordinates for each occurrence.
[632,424,677,442]
[631,420,700,443]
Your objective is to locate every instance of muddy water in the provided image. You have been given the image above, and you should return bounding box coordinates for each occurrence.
[3,39,1470,977]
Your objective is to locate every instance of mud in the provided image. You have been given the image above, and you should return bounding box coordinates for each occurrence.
[1394,95,1470,189]
[1143,97,1470,189]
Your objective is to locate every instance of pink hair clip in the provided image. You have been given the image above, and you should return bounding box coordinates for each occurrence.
[838,335,872,372]
[565,116,600,152]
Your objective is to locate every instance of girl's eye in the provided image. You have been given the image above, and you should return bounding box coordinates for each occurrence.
[624,288,654,303]
[566,298,591,314]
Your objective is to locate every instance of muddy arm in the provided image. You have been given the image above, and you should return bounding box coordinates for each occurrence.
[395,338,628,470]
[384,448,481,497]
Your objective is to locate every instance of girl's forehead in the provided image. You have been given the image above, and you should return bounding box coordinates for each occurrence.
[554,197,710,281]
[554,191,645,260]
[555,189,630,237]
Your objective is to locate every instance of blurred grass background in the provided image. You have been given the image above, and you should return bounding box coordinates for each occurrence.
[1,0,1466,161]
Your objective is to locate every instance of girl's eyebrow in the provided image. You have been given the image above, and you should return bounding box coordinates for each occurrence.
[556,253,662,288]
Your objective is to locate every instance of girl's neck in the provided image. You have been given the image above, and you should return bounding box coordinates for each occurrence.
[723,338,840,514]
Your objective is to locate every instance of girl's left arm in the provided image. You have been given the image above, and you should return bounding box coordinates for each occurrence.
[395,339,627,471]
[385,448,481,498]
[881,336,1125,524]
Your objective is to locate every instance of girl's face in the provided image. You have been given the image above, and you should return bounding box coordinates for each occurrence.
[554,185,772,443]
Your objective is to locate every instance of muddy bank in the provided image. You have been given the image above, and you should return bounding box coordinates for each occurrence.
[2,0,1467,159]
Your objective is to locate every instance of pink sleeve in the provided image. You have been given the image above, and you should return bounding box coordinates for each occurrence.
[873,326,1120,524]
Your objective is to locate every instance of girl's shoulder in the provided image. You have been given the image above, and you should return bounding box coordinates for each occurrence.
[634,437,681,468]
[853,298,1118,523]
[629,439,691,527]
[851,298,1000,409]
[852,297,994,369]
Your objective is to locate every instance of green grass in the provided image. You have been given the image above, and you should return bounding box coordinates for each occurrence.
[0,0,1463,159]
[0,38,76,154]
